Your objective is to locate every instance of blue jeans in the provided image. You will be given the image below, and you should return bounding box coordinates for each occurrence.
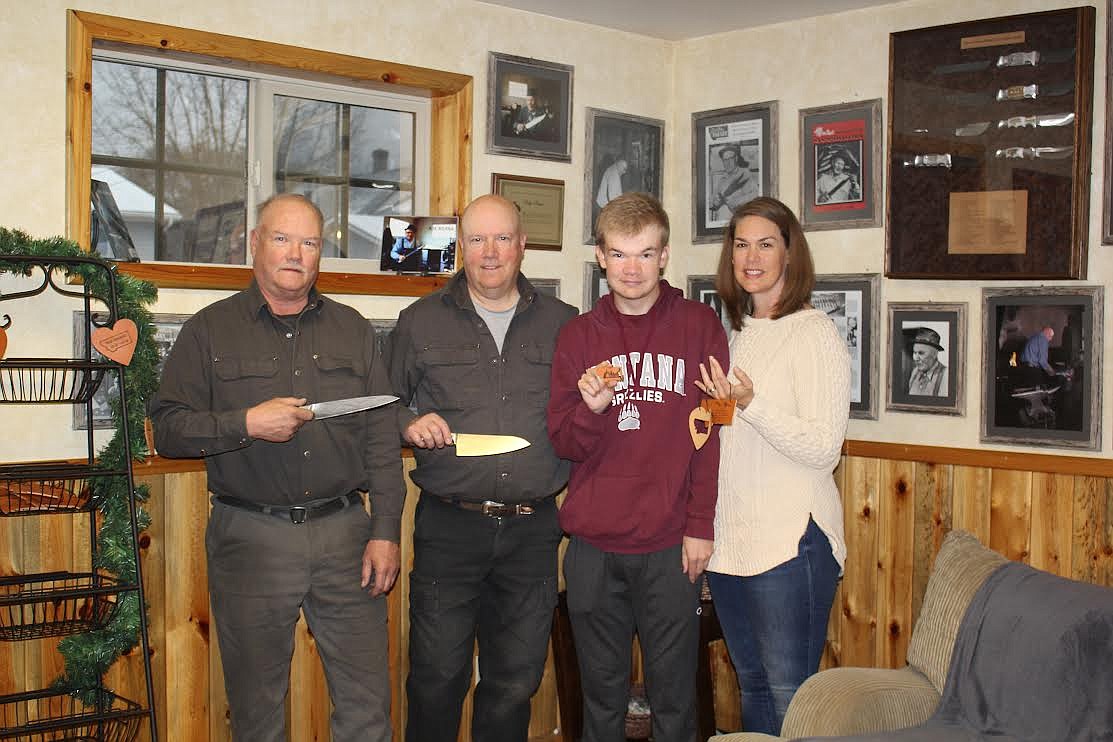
[707,517,840,735]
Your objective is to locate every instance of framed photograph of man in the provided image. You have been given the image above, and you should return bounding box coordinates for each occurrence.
[583,107,665,244]
[486,52,573,162]
[812,274,879,420]
[799,99,882,231]
[491,173,564,250]
[691,101,778,243]
[582,261,609,313]
[686,275,730,330]
[73,311,191,430]
[378,215,458,274]
[886,303,965,416]
[981,286,1103,450]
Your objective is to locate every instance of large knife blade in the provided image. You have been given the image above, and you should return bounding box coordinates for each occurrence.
[306,394,398,419]
[450,433,530,457]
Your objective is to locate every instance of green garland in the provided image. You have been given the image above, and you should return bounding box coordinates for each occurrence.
[0,228,157,694]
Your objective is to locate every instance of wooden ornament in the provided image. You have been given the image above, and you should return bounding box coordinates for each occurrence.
[0,327,7,360]
[91,319,138,366]
[688,406,713,450]
[700,398,737,425]
[593,362,624,382]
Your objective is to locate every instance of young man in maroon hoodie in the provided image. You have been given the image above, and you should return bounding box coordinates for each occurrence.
[548,192,729,741]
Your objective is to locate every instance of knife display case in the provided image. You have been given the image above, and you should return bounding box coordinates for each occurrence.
[885,6,1094,279]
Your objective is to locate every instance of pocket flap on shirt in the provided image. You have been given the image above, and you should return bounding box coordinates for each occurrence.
[212,356,279,380]
[421,346,480,366]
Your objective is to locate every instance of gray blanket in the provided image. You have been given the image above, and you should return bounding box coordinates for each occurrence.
[796,561,1113,742]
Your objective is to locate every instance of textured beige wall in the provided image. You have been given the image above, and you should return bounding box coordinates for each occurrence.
[0,0,1108,460]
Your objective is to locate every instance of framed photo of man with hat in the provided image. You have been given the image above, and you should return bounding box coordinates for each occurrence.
[691,101,778,242]
[887,302,966,415]
[799,99,882,231]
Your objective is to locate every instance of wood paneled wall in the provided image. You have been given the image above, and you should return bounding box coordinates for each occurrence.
[2,443,1111,741]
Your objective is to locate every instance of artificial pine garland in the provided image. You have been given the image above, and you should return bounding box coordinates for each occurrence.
[0,227,156,694]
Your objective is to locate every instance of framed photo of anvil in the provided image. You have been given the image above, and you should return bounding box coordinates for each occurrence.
[980,286,1103,451]
[691,101,778,243]
[885,6,1096,279]
[799,99,882,231]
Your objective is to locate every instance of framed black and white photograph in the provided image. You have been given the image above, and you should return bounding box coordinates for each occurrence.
[799,99,882,231]
[686,275,729,330]
[487,52,573,162]
[982,287,1103,450]
[583,107,664,243]
[73,311,190,430]
[812,274,879,420]
[582,261,608,313]
[887,303,965,416]
[1104,5,1113,245]
[529,278,561,298]
[691,101,778,243]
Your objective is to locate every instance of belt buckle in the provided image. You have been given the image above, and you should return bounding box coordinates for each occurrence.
[481,500,505,517]
[289,506,308,525]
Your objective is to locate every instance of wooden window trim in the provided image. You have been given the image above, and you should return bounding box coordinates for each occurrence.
[66,10,472,297]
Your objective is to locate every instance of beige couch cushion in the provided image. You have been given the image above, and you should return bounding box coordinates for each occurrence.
[905,530,1007,693]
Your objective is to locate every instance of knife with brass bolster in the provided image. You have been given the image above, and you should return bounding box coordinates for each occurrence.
[931,47,1075,75]
[951,80,1074,106]
[450,433,531,457]
[994,146,1074,160]
[306,394,399,419]
[997,112,1075,129]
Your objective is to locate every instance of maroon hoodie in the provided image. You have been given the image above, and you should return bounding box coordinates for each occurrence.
[547,281,728,554]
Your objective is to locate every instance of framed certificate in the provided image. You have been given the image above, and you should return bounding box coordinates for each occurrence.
[491,173,564,250]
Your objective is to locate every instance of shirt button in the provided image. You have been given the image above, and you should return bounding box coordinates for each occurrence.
[501,394,509,401]
[491,358,498,365]
[498,472,509,480]
[304,490,312,497]
[294,369,302,376]
[312,353,319,360]
[286,332,293,339]
[303,450,311,458]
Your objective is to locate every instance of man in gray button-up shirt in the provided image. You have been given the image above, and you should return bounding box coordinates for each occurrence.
[150,193,403,742]
[387,195,576,742]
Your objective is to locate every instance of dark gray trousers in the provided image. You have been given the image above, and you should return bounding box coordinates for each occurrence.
[564,537,702,742]
[206,499,391,742]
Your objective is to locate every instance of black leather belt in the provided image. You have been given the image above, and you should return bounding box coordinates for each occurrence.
[214,491,361,524]
[432,494,550,518]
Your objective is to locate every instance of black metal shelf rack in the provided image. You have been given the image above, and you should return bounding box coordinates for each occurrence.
[0,254,156,742]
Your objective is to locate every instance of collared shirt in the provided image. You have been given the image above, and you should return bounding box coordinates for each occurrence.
[908,358,947,396]
[1021,332,1053,374]
[386,271,577,503]
[149,281,405,541]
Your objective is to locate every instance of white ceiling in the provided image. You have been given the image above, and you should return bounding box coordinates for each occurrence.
[477,0,902,41]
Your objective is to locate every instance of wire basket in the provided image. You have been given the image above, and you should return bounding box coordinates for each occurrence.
[0,464,99,516]
[0,688,145,741]
[0,361,108,404]
[0,573,124,641]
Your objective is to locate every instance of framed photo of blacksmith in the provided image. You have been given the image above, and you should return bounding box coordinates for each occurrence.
[981,286,1103,450]
[487,52,573,162]
[691,101,778,243]
[886,303,966,416]
[583,107,664,244]
[799,99,882,231]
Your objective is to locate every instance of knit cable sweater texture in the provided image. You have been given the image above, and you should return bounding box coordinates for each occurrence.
[708,308,850,577]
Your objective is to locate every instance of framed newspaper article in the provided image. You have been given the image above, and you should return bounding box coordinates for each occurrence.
[691,101,778,243]
[799,99,883,231]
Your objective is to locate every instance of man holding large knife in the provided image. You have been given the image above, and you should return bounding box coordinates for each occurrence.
[387,194,577,742]
[150,193,404,742]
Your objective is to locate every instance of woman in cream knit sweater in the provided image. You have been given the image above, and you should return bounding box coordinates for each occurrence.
[696,197,850,735]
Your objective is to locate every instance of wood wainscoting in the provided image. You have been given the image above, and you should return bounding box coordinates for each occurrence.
[1,443,1110,740]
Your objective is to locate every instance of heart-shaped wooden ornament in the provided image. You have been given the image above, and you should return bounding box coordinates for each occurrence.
[92,319,138,366]
[688,406,714,450]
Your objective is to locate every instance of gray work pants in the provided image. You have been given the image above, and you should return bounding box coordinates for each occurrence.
[206,499,391,742]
